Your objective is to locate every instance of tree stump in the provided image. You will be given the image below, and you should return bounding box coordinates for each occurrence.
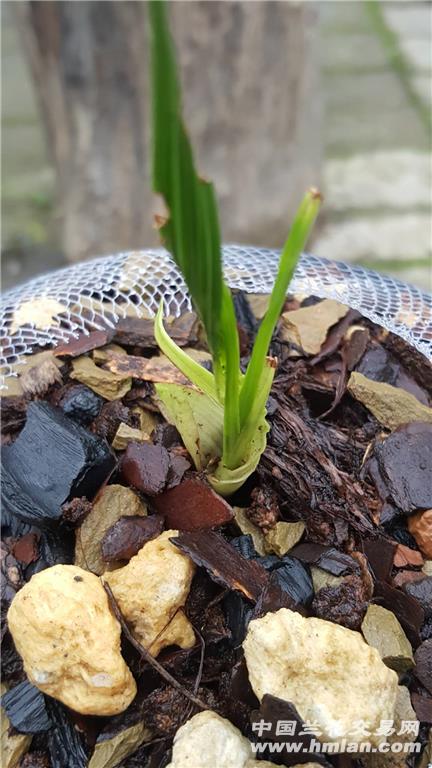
[14,1,322,262]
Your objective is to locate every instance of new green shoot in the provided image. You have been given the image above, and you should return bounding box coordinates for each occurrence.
[149,2,321,494]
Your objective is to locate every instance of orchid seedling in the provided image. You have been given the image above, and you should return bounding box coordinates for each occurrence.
[149,2,321,495]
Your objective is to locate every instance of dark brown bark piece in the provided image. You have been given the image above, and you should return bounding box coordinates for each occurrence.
[165,454,191,490]
[171,531,268,602]
[54,330,113,358]
[312,576,369,631]
[410,692,432,723]
[101,514,164,562]
[374,580,425,648]
[12,533,39,565]
[0,396,27,435]
[121,443,170,495]
[357,344,430,405]
[251,694,330,766]
[112,313,198,350]
[362,536,396,582]
[61,497,93,528]
[92,400,130,443]
[414,639,432,694]
[290,543,360,576]
[152,477,233,530]
[260,398,375,540]
[367,423,432,515]
[247,485,279,533]
[252,571,299,619]
[403,577,432,619]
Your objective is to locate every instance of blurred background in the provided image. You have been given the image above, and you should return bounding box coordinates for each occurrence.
[2,0,431,292]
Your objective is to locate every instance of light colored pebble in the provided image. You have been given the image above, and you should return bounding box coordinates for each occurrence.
[243,608,398,748]
[167,710,318,768]
[347,372,432,430]
[310,566,344,593]
[104,530,195,656]
[264,521,305,556]
[167,711,252,768]
[7,565,136,716]
[234,507,266,556]
[361,604,414,673]
[361,686,418,768]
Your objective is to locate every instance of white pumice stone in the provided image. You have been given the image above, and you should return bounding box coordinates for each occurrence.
[7,565,136,716]
[103,529,195,656]
[243,608,399,749]
[167,711,253,768]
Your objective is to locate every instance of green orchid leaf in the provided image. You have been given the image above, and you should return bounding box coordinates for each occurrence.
[155,380,270,497]
[150,2,231,364]
[154,304,218,401]
[150,1,321,496]
[154,383,223,471]
[209,413,270,496]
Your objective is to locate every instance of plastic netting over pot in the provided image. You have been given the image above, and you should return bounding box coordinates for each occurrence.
[1,245,431,388]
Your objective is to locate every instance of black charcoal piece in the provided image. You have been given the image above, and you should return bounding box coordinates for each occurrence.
[257,554,282,571]
[230,535,258,560]
[1,402,116,526]
[223,591,254,646]
[45,698,88,768]
[59,385,103,425]
[270,556,314,605]
[1,681,51,733]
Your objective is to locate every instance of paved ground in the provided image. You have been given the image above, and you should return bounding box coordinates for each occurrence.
[2,1,431,291]
[315,1,431,290]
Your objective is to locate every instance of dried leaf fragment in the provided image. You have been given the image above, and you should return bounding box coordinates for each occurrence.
[281,299,349,355]
[347,372,432,430]
[54,330,113,358]
[101,514,164,562]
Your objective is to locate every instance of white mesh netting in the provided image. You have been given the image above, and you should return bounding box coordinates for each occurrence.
[1,246,431,386]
